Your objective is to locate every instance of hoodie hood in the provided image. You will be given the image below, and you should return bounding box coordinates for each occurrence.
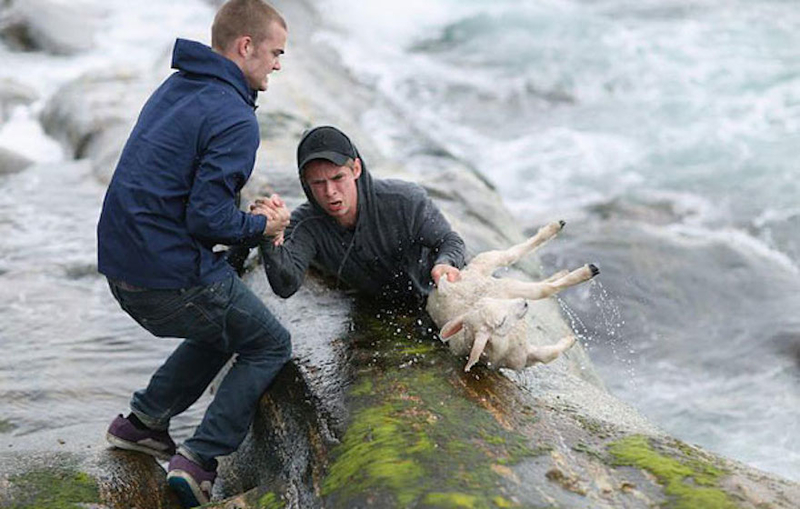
[171,38,257,107]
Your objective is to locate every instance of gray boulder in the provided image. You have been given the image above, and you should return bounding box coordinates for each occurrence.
[40,68,154,183]
[0,0,97,54]
[0,77,38,122]
[0,145,32,175]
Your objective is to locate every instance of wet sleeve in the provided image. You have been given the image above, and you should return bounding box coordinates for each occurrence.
[259,215,319,298]
[185,118,267,245]
[411,188,466,269]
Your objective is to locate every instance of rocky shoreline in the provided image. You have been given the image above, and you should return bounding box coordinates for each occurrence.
[1,0,799,507]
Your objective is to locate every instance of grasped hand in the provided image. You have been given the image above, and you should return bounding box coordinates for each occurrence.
[431,264,461,286]
[250,194,289,244]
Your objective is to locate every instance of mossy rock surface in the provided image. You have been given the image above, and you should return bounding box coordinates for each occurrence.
[318,310,551,508]
[0,419,16,434]
[608,435,736,509]
[1,462,102,509]
[0,450,181,509]
[209,298,800,508]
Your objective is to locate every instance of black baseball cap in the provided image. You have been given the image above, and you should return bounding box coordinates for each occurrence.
[297,126,358,173]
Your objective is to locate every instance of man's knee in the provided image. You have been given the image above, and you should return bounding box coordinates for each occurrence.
[273,326,292,362]
[243,320,291,361]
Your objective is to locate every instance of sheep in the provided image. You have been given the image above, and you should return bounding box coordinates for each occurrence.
[425,220,598,372]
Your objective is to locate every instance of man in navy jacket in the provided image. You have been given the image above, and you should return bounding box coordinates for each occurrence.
[97,1,289,505]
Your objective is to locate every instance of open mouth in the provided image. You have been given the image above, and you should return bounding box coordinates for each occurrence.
[328,200,343,211]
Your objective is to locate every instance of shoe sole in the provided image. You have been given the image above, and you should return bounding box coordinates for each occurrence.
[105,432,173,461]
[167,470,210,507]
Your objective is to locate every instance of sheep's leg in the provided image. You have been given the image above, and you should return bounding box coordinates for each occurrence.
[543,269,569,283]
[496,264,599,300]
[464,329,491,372]
[468,220,565,276]
[527,335,576,365]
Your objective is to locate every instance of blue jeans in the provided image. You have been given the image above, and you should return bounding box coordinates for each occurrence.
[108,274,291,466]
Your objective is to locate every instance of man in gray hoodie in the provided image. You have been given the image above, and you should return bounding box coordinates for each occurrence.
[254,125,465,305]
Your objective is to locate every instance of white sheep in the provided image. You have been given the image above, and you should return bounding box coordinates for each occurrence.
[426,220,598,372]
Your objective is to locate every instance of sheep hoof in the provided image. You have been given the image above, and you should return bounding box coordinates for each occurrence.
[559,220,566,229]
[589,264,600,277]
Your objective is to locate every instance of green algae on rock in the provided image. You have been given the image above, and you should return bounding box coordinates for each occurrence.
[608,435,736,509]
[199,487,287,509]
[4,466,101,509]
[257,491,287,509]
[319,309,549,508]
[0,418,16,434]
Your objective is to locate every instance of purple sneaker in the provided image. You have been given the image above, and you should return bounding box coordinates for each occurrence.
[105,414,176,461]
[167,453,216,507]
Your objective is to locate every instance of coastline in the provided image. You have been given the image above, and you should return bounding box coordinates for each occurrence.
[1,0,799,506]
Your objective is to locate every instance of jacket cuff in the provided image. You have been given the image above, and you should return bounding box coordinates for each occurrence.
[249,213,268,239]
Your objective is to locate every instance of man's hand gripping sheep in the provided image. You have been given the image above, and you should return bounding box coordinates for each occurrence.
[425,220,599,372]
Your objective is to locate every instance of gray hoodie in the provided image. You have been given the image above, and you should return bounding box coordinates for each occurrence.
[259,156,465,304]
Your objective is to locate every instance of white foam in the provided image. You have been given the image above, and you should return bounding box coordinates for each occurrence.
[754,206,800,228]
[0,0,213,162]
[0,106,63,162]
[661,223,799,274]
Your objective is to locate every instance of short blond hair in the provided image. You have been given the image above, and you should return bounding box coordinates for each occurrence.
[211,0,286,52]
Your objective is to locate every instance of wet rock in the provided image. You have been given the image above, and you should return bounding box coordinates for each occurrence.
[0,77,38,123]
[208,287,800,508]
[0,418,15,434]
[0,449,181,508]
[40,68,153,183]
[0,0,98,54]
[0,145,32,175]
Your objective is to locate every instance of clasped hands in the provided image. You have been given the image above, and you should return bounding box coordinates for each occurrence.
[250,194,289,246]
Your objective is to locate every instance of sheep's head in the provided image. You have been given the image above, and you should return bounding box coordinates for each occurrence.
[439,297,529,371]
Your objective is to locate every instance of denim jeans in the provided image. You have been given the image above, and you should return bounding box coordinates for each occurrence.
[108,274,291,466]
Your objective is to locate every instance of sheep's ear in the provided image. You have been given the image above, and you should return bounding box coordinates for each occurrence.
[439,314,465,342]
[465,328,490,372]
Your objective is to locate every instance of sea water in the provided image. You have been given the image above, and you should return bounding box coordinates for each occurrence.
[0,0,797,482]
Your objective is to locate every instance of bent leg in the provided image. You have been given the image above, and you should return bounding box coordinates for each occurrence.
[110,279,233,431]
[527,335,576,365]
[183,276,291,465]
[131,340,231,430]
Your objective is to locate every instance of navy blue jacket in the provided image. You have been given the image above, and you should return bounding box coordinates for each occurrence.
[97,39,267,289]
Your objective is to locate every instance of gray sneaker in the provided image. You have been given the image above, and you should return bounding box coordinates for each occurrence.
[105,414,176,461]
[167,453,216,507]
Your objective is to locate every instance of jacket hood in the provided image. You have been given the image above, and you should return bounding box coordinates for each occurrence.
[171,38,257,107]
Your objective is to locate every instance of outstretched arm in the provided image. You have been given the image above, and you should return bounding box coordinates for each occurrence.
[258,211,318,299]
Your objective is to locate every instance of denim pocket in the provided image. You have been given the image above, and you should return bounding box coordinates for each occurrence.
[139,301,222,341]
[119,289,186,323]
[120,282,229,342]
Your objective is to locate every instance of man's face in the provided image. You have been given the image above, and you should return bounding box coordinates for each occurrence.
[303,159,362,228]
[242,21,287,91]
